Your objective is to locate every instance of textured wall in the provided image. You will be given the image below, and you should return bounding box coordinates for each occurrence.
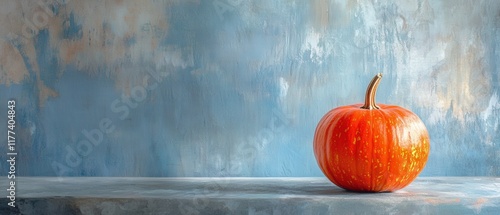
[0,0,499,177]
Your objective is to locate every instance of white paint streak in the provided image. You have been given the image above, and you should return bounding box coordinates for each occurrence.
[482,93,499,121]
[163,47,192,69]
[279,77,289,102]
[300,29,331,64]
[28,121,36,135]
[357,1,377,30]
[110,5,129,37]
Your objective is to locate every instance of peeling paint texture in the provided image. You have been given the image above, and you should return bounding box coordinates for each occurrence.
[0,0,499,177]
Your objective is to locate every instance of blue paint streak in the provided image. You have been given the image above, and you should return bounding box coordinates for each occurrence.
[63,12,83,40]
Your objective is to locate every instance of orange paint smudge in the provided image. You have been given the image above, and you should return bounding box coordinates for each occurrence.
[425,198,461,205]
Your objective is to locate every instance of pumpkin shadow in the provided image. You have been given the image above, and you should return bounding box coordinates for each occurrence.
[301,185,393,196]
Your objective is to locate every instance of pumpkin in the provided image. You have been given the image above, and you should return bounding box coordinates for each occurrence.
[313,73,430,192]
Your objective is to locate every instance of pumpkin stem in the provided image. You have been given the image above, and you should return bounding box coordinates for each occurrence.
[361,73,383,110]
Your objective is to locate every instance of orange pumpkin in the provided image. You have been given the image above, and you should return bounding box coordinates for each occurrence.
[313,73,430,192]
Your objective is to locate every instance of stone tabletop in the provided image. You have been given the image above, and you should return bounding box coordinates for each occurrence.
[1,177,499,214]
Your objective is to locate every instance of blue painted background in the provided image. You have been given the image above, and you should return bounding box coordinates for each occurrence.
[0,0,499,177]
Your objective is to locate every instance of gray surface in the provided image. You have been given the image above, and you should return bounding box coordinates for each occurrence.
[1,177,499,214]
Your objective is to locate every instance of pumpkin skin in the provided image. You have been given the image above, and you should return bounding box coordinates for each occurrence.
[313,74,430,192]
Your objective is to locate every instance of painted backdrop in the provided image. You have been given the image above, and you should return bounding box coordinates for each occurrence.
[0,0,499,177]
